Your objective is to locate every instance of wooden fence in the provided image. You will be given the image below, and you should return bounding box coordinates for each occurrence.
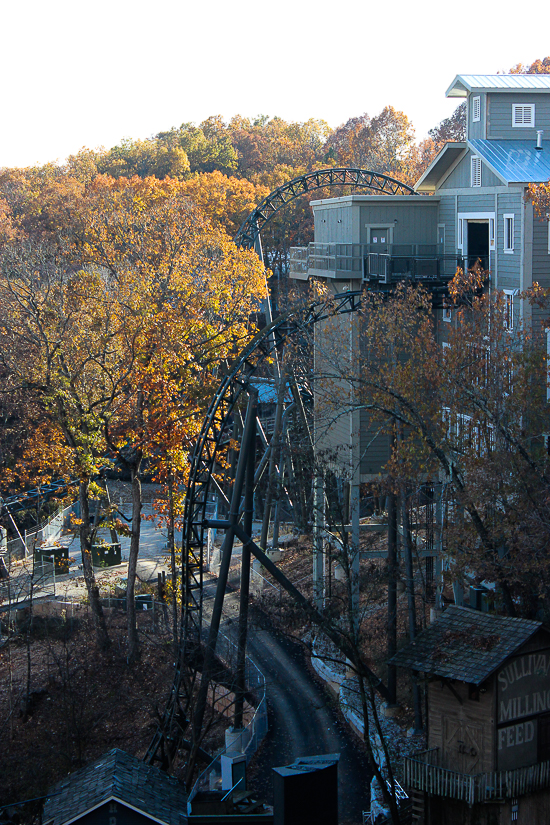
[404,748,550,804]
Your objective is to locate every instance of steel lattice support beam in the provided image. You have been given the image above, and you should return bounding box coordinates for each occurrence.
[233,167,416,250]
[147,167,418,767]
[180,290,362,651]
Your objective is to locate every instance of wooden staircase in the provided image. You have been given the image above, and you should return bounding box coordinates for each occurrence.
[410,788,425,823]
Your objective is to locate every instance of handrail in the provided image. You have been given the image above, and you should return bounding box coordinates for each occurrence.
[404,751,550,803]
[187,629,267,810]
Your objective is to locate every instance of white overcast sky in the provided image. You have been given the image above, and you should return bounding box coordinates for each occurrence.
[2,0,549,169]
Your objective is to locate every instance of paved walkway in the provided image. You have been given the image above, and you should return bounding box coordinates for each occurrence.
[4,487,175,605]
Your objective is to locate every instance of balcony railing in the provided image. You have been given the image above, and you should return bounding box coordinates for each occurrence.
[289,243,473,283]
[404,748,550,804]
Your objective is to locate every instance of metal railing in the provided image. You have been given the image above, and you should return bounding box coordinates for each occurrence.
[291,243,367,278]
[3,504,74,563]
[404,748,550,803]
[187,630,268,811]
[367,253,463,282]
[290,243,467,283]
[0,560,58,607]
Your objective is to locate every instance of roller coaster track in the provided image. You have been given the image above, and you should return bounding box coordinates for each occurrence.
[145,289,364,766]
[148,167,419,767]
[234,167,416,251]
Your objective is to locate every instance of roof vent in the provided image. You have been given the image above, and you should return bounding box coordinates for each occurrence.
[536,130,544,151]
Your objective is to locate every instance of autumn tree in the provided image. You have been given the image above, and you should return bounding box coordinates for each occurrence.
[178,171,269,237]
[0,243,132,649]
[528,179,550,220]
[56,174,265,661]
[324,106,419,185]
[0,171,266,661]
[428,102,466,145]
[96,137,191,180]
[313,275,550,620]
[510,56,550,74]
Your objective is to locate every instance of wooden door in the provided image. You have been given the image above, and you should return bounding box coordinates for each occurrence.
[443,717,483,774]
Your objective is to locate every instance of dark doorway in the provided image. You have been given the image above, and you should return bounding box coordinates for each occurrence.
[467,222,489,270]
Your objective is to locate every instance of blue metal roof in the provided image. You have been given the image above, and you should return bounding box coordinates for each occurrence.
[469,139,550,183]
[447,74,550,97]
[250,379,292,404]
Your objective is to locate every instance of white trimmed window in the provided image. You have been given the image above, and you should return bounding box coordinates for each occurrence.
[458,218,464,250]
[442,407,453,440]
[503,289,515,330]
[471,156,482,187]
[512,104,535,128]
[472,96,481,123]
[504,214,514,253]
[443,307,452,322]
[489,217,495,249]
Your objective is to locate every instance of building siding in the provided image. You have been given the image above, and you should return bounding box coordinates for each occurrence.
[314,203,354,244]
[532,214,550,335]
[457,192,497,213]
[359,411,391,477]
[496,190,522,290]
[358,202,438,246]
[440,151,503,190]
[488,92,550,141]
[468,92,487,140]
[428,679,496,774]
[438,197,456,252]
[532,215,550,288]
[314,309,353,474]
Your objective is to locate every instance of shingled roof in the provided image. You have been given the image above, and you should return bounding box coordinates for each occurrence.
[42,748,188,825]
[390,605,544,685]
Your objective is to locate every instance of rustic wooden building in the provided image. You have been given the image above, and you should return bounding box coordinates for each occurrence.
[391,605,550,824]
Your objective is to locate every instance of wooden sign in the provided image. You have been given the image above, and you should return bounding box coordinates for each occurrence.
[497,649,550,770]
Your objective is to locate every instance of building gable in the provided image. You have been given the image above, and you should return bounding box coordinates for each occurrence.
[438,148,505,190]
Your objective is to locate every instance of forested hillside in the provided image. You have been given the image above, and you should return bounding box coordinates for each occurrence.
[0,103,467,277]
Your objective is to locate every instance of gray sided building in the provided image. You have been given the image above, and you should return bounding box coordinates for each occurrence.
[290,73,550,482]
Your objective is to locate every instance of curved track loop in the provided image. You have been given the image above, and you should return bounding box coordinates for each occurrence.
[148,167,416,767]
[234,167,416,250]
[182,289,362,644]
[145,290,363,765]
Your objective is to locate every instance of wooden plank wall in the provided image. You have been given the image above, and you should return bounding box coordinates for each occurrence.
[428,678,495,774]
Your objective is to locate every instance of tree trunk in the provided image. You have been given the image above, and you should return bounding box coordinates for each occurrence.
[168,474,178,656]
[357,674,402,825]
[260,363,286,551]
[127,463,142,664]
[79,480,110,650]
[387,490,398,705]
[401,488,423,732]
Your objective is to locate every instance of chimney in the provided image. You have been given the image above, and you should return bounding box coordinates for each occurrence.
[536,130,544,151]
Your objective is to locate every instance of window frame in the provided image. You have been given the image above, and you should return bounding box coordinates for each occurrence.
[471,155,482,187]
[512,104,535,128]
[503,214,514,254]
[503,289,515,331]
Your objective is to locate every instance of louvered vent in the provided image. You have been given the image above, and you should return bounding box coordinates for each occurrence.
[512,104,535,127]
[471,156,482,187]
